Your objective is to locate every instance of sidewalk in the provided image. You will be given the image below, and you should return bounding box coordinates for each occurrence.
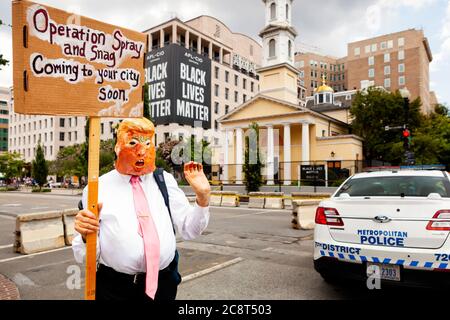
[0,274,20,300]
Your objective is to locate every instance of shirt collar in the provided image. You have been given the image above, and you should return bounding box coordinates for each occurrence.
[116,170,151,184]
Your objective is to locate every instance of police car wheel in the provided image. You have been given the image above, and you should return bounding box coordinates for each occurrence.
[320,272,338,284]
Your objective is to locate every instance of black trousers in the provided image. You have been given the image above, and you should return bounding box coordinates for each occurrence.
[96,252,182,301]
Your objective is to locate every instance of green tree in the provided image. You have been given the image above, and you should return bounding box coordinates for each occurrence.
[243,123,263,192]
[0,152,24,182]
[350,87,423,164]
[143,83,152,121]
[412,104,450,167]
[0,19,10,70]
[156,139,181,172]
[0,54,8,71]
[32,143,48,190]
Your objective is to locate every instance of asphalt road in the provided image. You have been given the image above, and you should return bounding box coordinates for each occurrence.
[0,192,445,300]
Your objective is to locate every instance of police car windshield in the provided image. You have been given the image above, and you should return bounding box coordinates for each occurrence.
[336,176,450,198]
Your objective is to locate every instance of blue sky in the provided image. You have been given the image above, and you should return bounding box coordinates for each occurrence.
[1,0,449,105]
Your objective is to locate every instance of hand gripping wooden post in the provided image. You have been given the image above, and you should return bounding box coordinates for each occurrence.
[85,117,101,300]
[12,1,147,300]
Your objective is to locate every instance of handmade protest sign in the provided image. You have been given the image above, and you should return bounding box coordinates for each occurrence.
[12,0,147,300]
[12,0,146,117]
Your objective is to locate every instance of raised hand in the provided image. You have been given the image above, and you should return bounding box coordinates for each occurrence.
[184,161,211,207]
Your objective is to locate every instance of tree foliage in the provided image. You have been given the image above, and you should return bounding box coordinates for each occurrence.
[412,104,450,166]
[243,123,264,192]
[0,54,8,71]
[32,143,49,189]
[350,87,423,164]
[143,83,152,122]
[0,152,24,181]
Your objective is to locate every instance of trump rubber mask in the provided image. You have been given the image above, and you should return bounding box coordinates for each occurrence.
[114,118,156,176]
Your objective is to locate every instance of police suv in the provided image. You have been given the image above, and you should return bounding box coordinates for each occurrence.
[314,169,450,287]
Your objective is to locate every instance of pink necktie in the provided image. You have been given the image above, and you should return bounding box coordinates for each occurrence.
[130,176,160,299]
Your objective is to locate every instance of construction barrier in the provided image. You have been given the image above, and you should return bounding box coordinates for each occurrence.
[291,200,321,230]
[263,192,285,209]
[220,192,239,207]
[14,210,66,254]
[209,193,222,206]
[62,209,78,246]
[291,192,331,200]
[247,192,266,209]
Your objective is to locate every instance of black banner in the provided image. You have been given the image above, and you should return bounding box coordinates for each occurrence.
[145,44,211,129]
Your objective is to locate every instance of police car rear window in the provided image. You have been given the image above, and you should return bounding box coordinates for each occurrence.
[336,176,450,197]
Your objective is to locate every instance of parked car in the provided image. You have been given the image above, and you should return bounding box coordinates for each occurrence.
[314,169,450,288]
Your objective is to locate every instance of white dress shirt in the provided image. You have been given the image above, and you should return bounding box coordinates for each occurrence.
[72,169,209,274]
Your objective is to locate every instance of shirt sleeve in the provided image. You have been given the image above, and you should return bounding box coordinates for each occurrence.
[71,186,100,264]
[163,171,210,241]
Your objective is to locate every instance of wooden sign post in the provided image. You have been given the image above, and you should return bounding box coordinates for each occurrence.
[12,0,147,300]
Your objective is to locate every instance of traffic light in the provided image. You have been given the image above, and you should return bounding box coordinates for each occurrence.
[402,129,410,138]
[402,129,411,150]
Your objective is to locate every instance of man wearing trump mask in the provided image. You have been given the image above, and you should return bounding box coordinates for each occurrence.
[72,118,211,301]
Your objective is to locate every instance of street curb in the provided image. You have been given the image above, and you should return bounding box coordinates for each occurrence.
[0,274,20,300]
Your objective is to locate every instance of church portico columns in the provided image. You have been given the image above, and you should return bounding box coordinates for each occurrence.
[266,125,275,185]
[283,123,291,186]
[301,122,311,163]
[222,129,229,184]
[235,127,244,184]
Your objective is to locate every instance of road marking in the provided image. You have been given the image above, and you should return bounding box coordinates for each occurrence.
[182,257,244,283]
[12,273,37,287]
[23,258,76,272]
[0,247,71,263]
[216,211,276,220]
[1,204,21,207]
[30,206,49,210]
[0,214,15,220]
[262,247,313,257]
[0,244,13,250]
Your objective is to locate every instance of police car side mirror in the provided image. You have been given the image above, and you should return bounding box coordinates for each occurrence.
[427,193,442,200]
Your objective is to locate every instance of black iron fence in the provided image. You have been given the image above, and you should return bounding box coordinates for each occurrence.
[166,160,397,187]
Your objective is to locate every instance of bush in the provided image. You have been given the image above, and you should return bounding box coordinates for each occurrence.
[0,186,19,192]
[32,188,51,193]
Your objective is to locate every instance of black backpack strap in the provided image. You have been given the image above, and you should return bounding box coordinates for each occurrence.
[153,168,176,235]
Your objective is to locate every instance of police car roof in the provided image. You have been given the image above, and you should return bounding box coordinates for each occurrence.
[352,170,446,179]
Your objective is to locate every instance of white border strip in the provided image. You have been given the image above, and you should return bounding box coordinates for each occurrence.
[0,244,13,250]
[182,257,244,282]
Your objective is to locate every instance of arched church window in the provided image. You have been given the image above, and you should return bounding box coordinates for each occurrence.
[286,4,290,20]
[269,39,276,58]
[270,2,276,20]
[288,40,292,59]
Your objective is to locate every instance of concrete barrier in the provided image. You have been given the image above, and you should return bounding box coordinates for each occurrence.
[291,192,331,200]
[14,211,66,254]
[284,198,293,210]
[220,192,239,207]
[291,200,321,230]
[62,209,78,246]
[187,196,197,204]
[209,193,222,206]
[248,192,265,209]
[263,192,284,209]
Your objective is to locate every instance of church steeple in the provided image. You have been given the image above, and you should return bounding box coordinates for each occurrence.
[260,0,297,68]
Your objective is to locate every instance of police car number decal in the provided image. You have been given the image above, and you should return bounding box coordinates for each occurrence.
[435,254,450,262]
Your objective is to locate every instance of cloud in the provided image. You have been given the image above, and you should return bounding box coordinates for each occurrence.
[0,0,447,104]
[431,1,450,70]
[0,29,13,88]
